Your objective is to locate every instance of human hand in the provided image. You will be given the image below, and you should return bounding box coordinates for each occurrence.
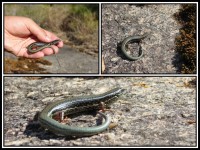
[4,16,63,58]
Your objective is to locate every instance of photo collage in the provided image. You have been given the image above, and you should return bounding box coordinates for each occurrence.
[2,2,197,147]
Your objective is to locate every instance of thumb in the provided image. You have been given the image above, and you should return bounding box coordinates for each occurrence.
[26,19,51,42]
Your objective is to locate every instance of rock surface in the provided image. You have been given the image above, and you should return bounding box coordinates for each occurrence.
[5,45,98,74]
[4,77,196,146]
[102,4,182,73]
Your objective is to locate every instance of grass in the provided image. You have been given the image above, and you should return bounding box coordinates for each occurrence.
[60,5,98,45]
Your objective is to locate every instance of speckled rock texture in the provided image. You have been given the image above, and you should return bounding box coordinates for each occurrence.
[4,77,196,146]
[102,4,182,74]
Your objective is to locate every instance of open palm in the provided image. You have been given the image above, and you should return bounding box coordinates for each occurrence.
[4,16,63,58]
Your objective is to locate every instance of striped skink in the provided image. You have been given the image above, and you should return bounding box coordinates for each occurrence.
[38,87,125,136]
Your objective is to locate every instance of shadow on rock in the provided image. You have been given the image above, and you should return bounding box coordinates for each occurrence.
[23,111,103,141]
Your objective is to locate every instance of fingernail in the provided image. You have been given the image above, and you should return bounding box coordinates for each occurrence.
[45,36,51,42]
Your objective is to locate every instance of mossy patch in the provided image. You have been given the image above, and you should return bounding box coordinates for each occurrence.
[174,4,196,74]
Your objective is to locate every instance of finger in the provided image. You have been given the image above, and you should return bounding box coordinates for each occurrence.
[56,40,64,48]
[25,19,63,48]
[44,30,64,48]
[42,46,59,56]
[26,19,51,42]
[24,46,59,58]
[23,51,45,59]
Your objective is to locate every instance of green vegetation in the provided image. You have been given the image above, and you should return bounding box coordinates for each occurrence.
[174,4,196,74]
[61,5,98,45]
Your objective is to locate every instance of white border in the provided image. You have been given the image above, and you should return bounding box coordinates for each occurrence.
[2,2,198,148]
